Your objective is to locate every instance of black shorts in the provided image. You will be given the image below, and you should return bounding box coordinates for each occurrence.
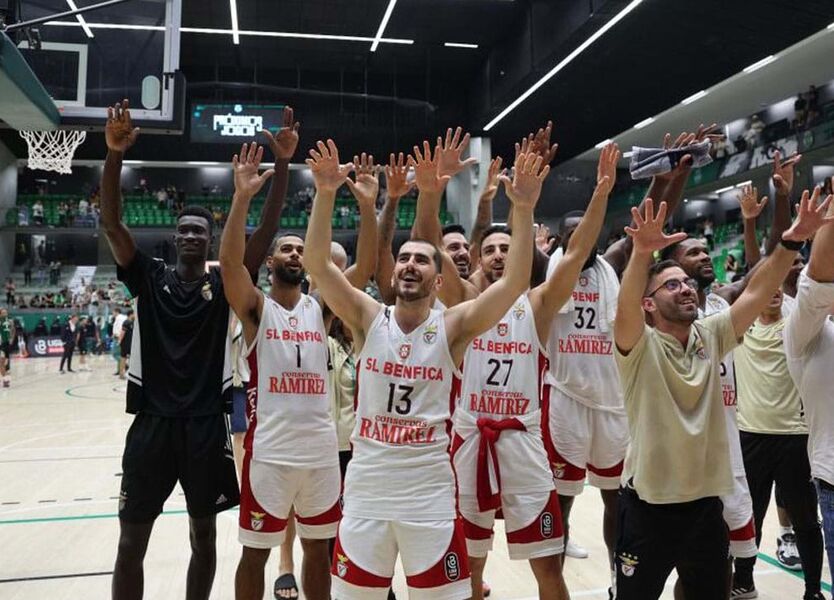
[120,341,131,359]
[615,486,728,600]
[0,342,10,359]
[119,413,240,523]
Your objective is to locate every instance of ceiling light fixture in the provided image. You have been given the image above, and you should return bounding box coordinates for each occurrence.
[734,180,752,188]
[742,55,776,74]
[595,139,612,149]
[65,0,94,38]
[444,42,478,49]
[370,0,399,52]
[483,0,643,131]
[47,21,165,31]
[714,185,734,194]
[622,150,634,158]
[681,90,708,105]
[633,117,654,129]
[229,0,240,45]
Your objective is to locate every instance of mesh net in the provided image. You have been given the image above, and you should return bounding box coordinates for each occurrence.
[19,130,88,174]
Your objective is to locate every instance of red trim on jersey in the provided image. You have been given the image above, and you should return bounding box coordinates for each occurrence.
[295,500,342,526]
[550,447,586,482]
[506,490,563,544]
[406,519,471,588]
[587,460,624,478]
[729,518,756,542]
[239,450,289,533]
[462,515,493,541]
[450,433,464,457]
[243,348,260,453]
[331,533,392,587]
[536,350,548,412]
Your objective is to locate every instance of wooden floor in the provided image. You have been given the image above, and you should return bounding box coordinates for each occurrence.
[0,355,830,599]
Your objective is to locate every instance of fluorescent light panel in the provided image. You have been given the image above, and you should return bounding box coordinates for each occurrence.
[633,117,654,129]
[622,150,634,158]
[681,89,708,105]
[65,0,94,38]
[714,185,734,194]
[483,0,643,131]
[734,180,752,188]
[742,55,776,73]
[595,139,612,149]
[445,42,478,49]
[229,0,240,45]
[370,0,399,52]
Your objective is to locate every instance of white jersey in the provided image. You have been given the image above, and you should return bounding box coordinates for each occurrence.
[456,293,554,493]
[545,259,624,412]
[700,293,745,477]
[244,293,338,468]
[344,306,459,521]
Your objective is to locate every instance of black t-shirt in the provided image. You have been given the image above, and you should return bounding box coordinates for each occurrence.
[117,249,232,417]
[121,319,134,349]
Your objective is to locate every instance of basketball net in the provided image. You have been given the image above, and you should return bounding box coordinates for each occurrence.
[19,129,87,174]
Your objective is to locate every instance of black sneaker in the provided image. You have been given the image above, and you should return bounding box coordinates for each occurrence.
[776,532,803,571]
[730,585,758,599]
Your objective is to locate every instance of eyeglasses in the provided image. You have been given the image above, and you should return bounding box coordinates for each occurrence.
[646,277,699,297]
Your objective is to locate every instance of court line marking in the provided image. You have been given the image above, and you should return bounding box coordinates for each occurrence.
[0,454,122,463]
[757,552,832,593]
[0,428,121,452]
[0,570,113,584]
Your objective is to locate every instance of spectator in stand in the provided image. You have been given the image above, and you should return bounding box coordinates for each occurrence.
[745,115,765,148]
[5,277,15,306]
[16,295,26,309]
[23,258,32,286]
[807,85,819,119]
[67,201,76,227]
[79,197,89,216]
[92,205,101,229]
[117,309,134,380]
[33,317,47,336]
[18,204,29,226]
[57,202,67,227]
[725,253,739,282]
[32,200,44,225]
[794,93,808,130]
[111,307,127,376]
[156,188,168,210]
[704,219,715,250]
[50,316,61,335]
[712,136,728,159]
[15,318,28,358]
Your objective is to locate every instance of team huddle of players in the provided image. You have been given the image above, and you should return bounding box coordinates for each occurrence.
[101,100,834,600]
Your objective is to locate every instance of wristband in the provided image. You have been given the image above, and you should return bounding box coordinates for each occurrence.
[780,238,804,252]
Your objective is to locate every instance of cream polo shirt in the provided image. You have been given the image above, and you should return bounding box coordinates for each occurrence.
[615,310,739,504]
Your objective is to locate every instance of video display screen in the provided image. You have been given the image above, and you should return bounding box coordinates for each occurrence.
[190,103,285,143]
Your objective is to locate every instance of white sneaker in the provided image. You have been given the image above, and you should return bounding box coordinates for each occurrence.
[565,539,589,559]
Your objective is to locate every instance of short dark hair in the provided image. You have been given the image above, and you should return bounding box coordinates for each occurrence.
[269,232,305,256]
[177,205,214,235]
[442,224,466,237]
[558,210,585,236]
[646,259,682,294]
[480,225,512,256]
[659,240,684,262]
[401,238,442,274]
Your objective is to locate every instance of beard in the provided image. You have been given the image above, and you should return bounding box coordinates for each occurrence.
[273,264,306,286]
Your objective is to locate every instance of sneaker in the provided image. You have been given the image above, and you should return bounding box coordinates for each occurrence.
[803,594,826,600]
[776,532,803,571]
[565,539,589,559]
[2,380,8,388]
[730,585,758,599]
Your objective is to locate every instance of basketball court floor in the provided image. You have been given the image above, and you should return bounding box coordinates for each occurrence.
[0,356,829,599]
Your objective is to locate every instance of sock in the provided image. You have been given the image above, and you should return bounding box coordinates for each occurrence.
[779,526,794,537]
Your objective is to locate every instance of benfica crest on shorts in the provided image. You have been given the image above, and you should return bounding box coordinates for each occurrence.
[336,553,349,578]
[619,552,639,577]
[288,316,298,329]
[398,343,412,360]
[552,462,566,479]
[423,323,437,344]
[250,511,265,531]
[444,552,461,581]
[497,322,509,337]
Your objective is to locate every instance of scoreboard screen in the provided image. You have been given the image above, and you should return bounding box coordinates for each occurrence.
[190,103,285,143]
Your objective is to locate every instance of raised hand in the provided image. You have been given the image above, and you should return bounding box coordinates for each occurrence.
[596,142,620,196]
[772,150,801,196]
[738,184,768,220]
[105,99,140,153]
[481,156,504,203]
[498,152,549,211]
[515,121,559,165]
[782,186,834,242]
[261,105,300,161]
[346,152,380,207]
[408,141,450,194]
[436,127,478,178]
[232,142,275,200]
[624,198,688,254]
[535,223,555,254]
[385,152,414,200]
[305,139,353,194]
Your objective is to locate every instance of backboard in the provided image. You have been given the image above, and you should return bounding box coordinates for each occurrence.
[2,0,184,133]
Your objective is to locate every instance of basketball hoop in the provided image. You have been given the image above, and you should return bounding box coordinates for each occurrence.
[19,129,87,174]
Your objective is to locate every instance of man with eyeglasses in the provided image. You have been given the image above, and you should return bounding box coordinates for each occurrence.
[611,192,832,600]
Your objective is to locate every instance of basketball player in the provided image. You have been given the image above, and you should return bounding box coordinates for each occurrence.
[784,184,834,582]
[432,143,621,600]
[104,100,298,600]
[304,138,545,600]
[612,193,832,600]
[0,307,14,387]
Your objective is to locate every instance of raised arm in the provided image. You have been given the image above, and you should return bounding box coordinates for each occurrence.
[445,152,547,363]
[469,156,503,265]
[614,200,687,353]
[220,143,275,344]
[243,106,299,280]
[343,153,380,288]
[764,151,801,256]
[730,186,834,337]
[808,181,834,283]
[375,153,413,304]
[101,100,139,268]
[530,143,619,339]
[304,140,379,346]
[738,183,768,267]
[410,141,478,307]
